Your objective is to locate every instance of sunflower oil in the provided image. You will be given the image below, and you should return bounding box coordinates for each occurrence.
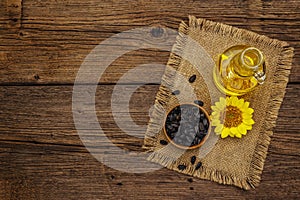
[213,45,266,96]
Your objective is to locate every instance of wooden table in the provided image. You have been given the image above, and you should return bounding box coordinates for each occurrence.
[0,0,299,199]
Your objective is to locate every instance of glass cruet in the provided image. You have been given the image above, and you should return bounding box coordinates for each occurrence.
[213,45,266,96]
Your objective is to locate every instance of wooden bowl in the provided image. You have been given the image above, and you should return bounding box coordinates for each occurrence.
[163,103,211,150]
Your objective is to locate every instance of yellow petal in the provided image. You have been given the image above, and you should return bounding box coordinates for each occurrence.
[242,101,250,109]
[236,98,244,108]
[230,127,240,136]
[212,111,219,116]
[219,97,226,106]
[243,108,254,114]
[215,124,223,133]
[211,105,220,112]
[212,119,221,126]
[238,124,247,135]
[230,96,239,105]
[226,97,231,106]
[242,113,252,120]
[243,118,255,125]
[221,127,230,138]
[235,133,242,138]
[216,101,225,110]
[244,124,253,130]
[229,132,235,137]
[211,112,220,121]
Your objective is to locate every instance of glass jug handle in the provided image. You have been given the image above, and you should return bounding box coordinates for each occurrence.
[254,62,266,84]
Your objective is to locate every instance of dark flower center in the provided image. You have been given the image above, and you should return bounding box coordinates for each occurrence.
[220,105,243,128]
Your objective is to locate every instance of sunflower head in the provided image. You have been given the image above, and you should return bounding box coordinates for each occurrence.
[211,96,255,138]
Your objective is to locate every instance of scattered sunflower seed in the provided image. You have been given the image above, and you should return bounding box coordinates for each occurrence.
[191,156,196,165]
[189,75,197,83]
[194,100,204,107]
[195,162,202,170]
[171,90,180,95]
[160,140,168,145]
[178,164,187,170]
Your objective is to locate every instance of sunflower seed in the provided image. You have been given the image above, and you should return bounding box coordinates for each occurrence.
[195,162,202,170]
[178,164,187,170]
[189,75,197,83]
[191,156,196,165]
[187,178,193,183]
[199,123,205,131]
[171,90,180,95]
[160,140,168,145]
[203,118,208,128]
[194,100,204,107]
[165,104,209,148]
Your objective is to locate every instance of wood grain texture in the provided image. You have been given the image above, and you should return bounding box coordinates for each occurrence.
[0,0,299,85]
[0,0,299,199]
[0,84,299,199]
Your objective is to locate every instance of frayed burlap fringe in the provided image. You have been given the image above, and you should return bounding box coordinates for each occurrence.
[143,15,294,190]
[246,45,294,189]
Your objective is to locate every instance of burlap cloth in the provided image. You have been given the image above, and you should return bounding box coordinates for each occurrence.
[143,16,294,190]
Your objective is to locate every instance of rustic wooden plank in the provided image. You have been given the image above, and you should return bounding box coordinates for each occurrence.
[0,84,299,199]
[0,84,299,145]
[0,132,298,200]
[0,0,299,85]
[0,0,299,199]
[0,133,299,199]
[0,130,299,198]
[1,0,23,30]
